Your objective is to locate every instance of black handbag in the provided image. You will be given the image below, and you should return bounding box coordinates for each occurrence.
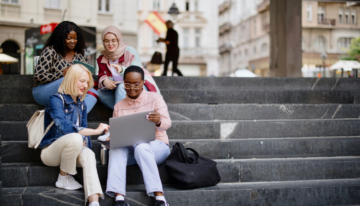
[150,51,163,64]
[164,142,221,189]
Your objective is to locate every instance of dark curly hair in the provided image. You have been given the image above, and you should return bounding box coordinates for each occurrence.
[44,21,86,57]
[124,65,144,80]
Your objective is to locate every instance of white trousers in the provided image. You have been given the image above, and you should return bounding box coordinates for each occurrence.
[41,133,104,201]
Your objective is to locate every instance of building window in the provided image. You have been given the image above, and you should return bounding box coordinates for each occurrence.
[314,36,326,51]
[318,6,325,23]
[238,51,242,61]
[253,47,257,55]
[338,38,354,49]
[45,0,60,9]
[254,19,256,35]
[307,4,312,21]
[245,49,248,57]
[345,9,349,24]
[153,32,159,47]
[99,0,110,13]
[261,43,268,55]
[351,9,356,24]
[185,0,189,11]
[195,28,201,48]
[1,0,18,4]
[339,8,343,23]
[183,27,189,48]
[194,0,199,11]
[153,0,160,11]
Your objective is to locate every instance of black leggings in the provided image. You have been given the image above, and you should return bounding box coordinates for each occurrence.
[163,52,183,76]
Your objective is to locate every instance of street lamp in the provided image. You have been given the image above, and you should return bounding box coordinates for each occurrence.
[168,3,180,21]
[320,51,327,77]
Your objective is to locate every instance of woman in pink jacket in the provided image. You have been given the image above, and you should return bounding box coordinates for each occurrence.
[106,66,171,206]
[97,26,160,109]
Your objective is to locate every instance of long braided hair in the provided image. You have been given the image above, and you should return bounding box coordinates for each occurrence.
[44,21,86,57]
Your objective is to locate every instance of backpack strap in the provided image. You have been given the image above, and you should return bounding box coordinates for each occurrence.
[43,94,65,138]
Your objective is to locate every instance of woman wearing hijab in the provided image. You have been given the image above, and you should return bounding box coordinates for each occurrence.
[97,26,160,110]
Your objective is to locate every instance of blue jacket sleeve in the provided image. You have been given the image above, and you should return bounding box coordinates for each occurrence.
[49,95,81,135]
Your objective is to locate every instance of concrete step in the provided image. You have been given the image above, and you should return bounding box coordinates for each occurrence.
[3,137,360,163]
[2,88,360,104]
[153,76,360,91]
[3,75,360,91]
[2,75,360,103]
[3,179,360,205]
[2,119,360,141]
[2,103,360,121]
[3,157,360,188]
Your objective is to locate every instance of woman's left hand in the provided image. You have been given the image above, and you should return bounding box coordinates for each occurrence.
[148,109,161,126]
[111,64,123,73]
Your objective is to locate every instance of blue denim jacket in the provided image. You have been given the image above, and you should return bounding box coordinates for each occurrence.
[40,93,92,149]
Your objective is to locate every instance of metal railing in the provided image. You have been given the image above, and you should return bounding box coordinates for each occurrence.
[318,18,336,26]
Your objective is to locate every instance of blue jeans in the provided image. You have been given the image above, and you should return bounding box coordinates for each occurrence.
[106,140,170,197]
[32,77,98,114]
[97,83,148,110]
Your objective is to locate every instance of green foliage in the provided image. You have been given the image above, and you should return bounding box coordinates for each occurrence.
[341,37,360,61]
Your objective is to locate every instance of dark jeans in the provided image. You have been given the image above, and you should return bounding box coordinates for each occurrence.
[163,52,183,76]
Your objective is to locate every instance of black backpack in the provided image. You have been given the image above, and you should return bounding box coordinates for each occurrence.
[164,142,221,189]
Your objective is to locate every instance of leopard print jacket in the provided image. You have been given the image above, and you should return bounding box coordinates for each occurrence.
[33,46,87,87]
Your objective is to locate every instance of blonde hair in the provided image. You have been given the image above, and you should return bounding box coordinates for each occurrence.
[58,64,94,101]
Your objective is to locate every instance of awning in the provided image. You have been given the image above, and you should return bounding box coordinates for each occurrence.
[329,60,360,71]
[0,53,18,63]
[231,68,257,77]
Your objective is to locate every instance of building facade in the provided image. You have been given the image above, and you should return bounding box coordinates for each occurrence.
[0,0,137,74]
[218,0,360,77]
[137,0,219,76]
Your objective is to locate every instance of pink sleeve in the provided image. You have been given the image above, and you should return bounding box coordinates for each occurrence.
[155,95,171,131]
[98,75,109,89]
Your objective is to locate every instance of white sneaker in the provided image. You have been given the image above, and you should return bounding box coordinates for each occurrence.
[98,131,110,141]
[55,174,83,190]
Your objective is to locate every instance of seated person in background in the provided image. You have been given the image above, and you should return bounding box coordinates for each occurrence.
[106,66,171,206]
[97,26,160,110]
[40,64,109,206]
[33,21,98,113]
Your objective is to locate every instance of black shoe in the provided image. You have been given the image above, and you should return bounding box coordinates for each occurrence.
[115,200,129,206]
[154,200,169,206]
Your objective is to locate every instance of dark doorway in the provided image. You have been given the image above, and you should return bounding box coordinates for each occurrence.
[1,40,20,74]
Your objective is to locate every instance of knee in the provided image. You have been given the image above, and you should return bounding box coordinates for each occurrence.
[134,143,151,157]
[109,147,127,157]
[79,148,96,163]
[66,133,83,149]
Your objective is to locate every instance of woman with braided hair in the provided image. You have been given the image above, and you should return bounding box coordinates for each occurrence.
[32,21,98,113]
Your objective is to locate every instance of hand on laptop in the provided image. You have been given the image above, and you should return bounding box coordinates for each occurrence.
[96,123,110,135]
[148,109,161,126]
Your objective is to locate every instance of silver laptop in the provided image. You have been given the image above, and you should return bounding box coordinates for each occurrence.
[109,110,156,149]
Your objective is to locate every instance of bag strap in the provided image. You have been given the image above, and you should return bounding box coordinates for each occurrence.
[43,94,65,138]
[177,142,199,164]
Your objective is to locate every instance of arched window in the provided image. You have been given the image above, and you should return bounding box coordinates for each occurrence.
[1,40,20,74]
[314,36,326,51]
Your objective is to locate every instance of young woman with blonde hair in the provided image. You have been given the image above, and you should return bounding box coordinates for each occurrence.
[40,64,108,206]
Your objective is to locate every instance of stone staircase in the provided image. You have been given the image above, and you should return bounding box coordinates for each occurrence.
[1,75,360,205]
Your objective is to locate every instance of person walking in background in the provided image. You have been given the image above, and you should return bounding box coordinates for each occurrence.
[97,26,160,110]
[32,21,98,113]
[157,20,183,76]
[40,64,108,206]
